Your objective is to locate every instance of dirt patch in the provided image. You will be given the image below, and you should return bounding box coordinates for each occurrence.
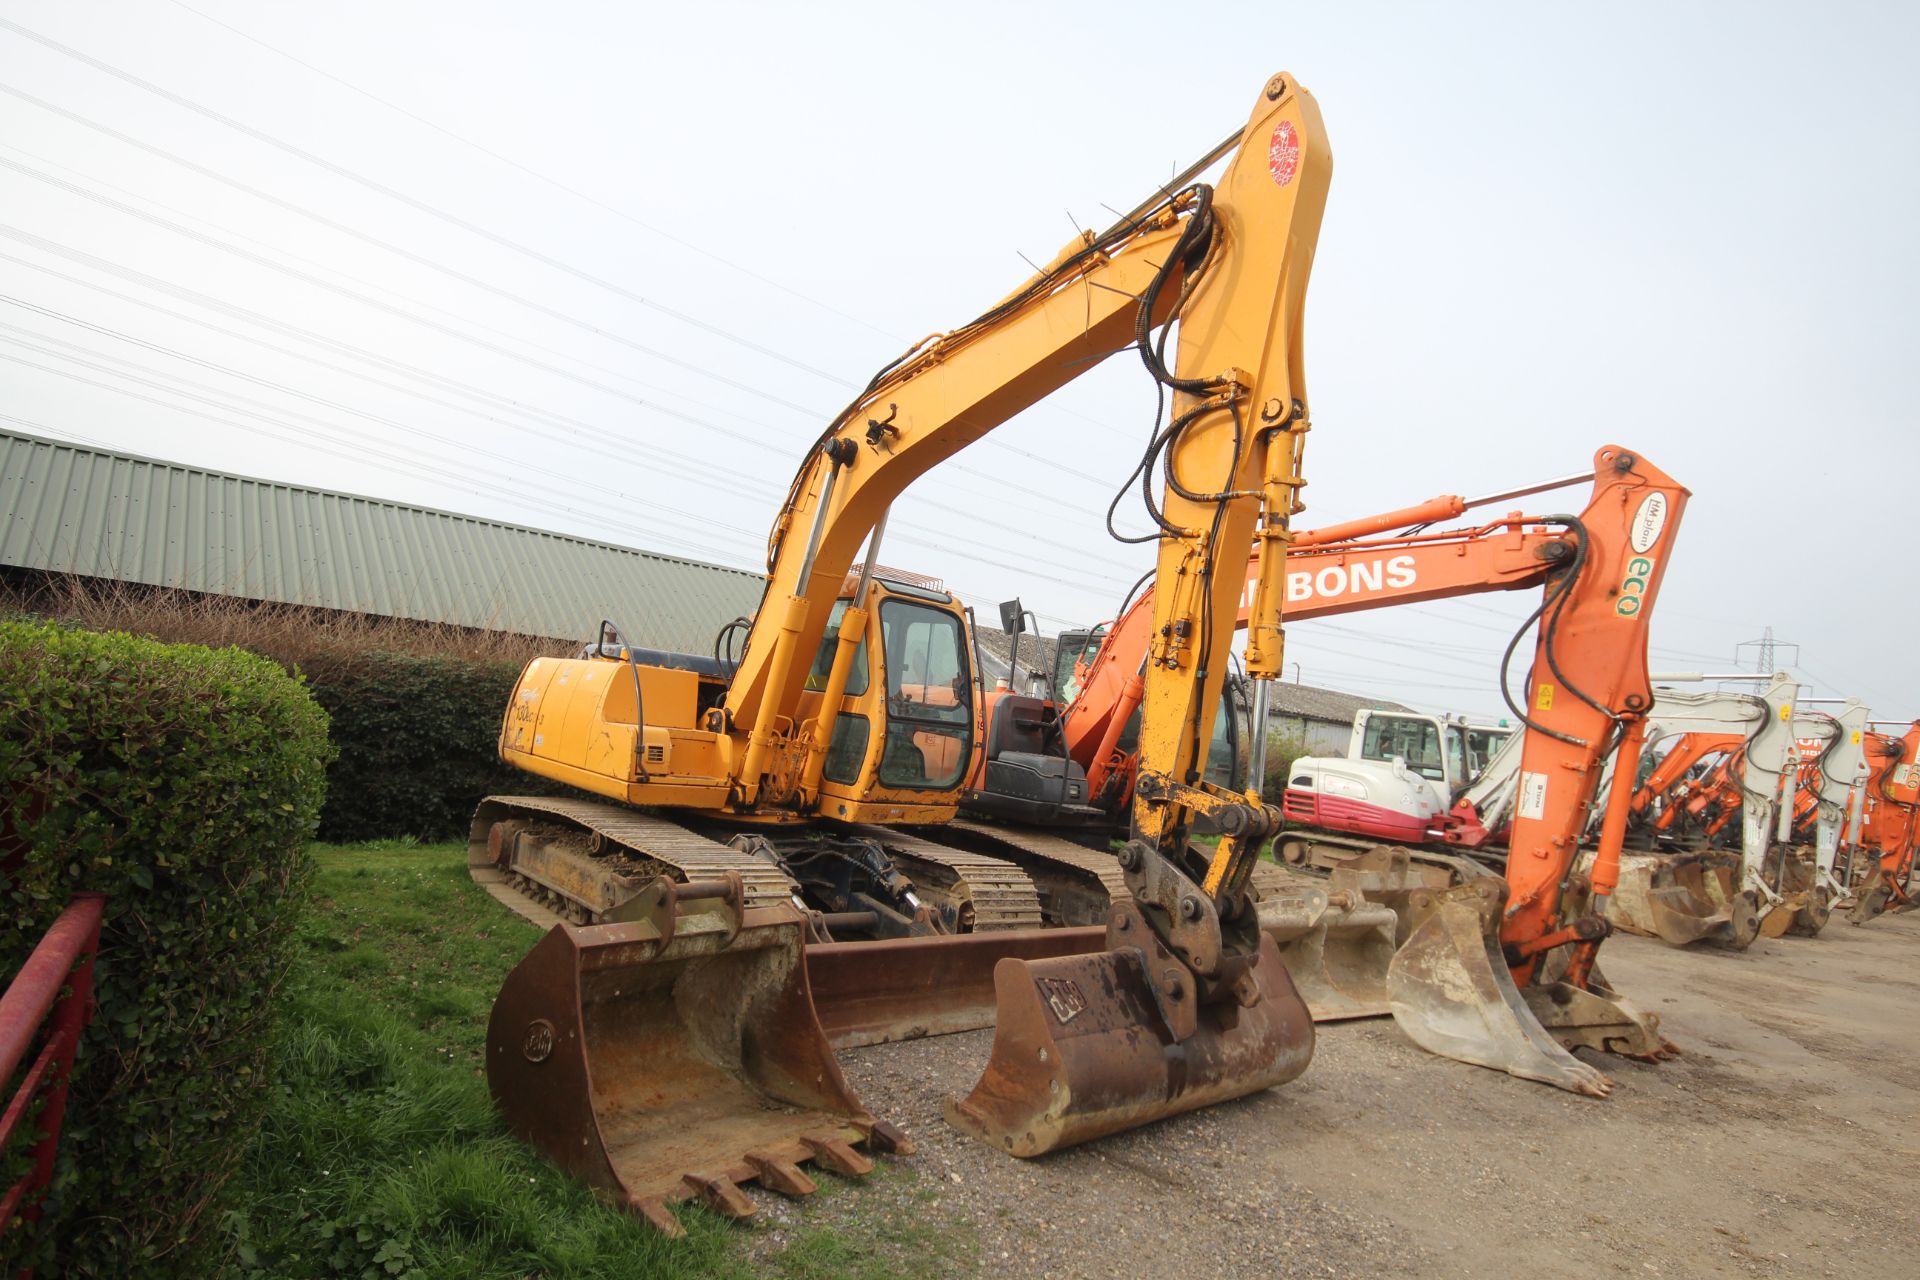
[753,910,1920,1278]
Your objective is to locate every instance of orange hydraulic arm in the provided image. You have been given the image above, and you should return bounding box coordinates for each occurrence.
[1064,463,1591,810]
[1630,732,1744,819]
[1686,749,1750,833]
[1057,441,1692,998]
[1493,449,1687,984]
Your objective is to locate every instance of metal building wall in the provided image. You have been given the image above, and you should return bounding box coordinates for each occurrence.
[0,429,767,653]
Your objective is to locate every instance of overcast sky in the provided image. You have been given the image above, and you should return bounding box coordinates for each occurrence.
[2,1,1915,722]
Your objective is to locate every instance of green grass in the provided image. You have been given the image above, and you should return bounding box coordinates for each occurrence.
[219,841,973,1279]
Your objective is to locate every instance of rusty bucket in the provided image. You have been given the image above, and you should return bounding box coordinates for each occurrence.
[1253,878,1395,1021]
[486,874,909,1236]
[806,927,1103,1048]
[1607,850,1758,950]
[1846,865,1894,924]
[944,902,1314,1157]
[1756,848,1832,938]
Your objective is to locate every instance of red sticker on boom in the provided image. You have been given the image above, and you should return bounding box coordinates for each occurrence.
[1268,120,1299,187]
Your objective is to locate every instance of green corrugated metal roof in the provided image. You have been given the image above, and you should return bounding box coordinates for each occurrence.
[0,428,768,652]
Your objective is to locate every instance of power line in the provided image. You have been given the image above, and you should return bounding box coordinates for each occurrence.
[0,412,118,451]
[157,0,1159,461]
[0,335,779,557]
[2,186,1125,532]
[0,87,868,414]
[161,0,905,345]
[0,239,803,477]
[0,220,808,455]
[0,363,760,566]
[0,16,859,390]
[0,316,764,534]
[0,153,1133,511]
[0,152,832,420]
[0,295,1136,591]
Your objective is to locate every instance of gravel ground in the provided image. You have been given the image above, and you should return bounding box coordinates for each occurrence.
[738,908,1920,1278]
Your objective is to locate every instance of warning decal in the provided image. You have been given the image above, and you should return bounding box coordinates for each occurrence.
[1268,121,1300,187]
[1518,771,1549,822]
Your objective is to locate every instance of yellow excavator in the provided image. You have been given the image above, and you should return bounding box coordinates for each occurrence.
[476,71,1329,1231]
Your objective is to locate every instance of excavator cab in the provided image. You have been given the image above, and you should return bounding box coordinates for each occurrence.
[803,575,978,808]
[495,571,978,830]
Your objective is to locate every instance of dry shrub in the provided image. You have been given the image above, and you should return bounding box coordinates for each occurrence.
[0,574,574,668]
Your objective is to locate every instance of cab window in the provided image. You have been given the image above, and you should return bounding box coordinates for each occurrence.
[1205,681,1248,789]
[878,600,972,789]
[1053,628,1105,704]
[1465,728,1510,775]
[1361,715,1444,780]
[804,599,870,696]
[1444,726,1467,784]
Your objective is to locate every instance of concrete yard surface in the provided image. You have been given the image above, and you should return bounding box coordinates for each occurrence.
[759,909,1920,1278]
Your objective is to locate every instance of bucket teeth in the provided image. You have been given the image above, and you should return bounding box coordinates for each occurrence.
[629,1196,684,1238]
[856,1117,916,1156]
[801,1132,875,1177]
[683,1172,757,1219]
[744,1151,818,1198]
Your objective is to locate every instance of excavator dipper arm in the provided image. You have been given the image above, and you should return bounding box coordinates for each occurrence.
[1381,448,1691,1093]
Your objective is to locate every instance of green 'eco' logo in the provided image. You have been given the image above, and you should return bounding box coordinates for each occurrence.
[1616,556,1654,616]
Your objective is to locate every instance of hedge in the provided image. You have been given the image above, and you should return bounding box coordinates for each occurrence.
[0,621,333,1276]
[301,651,562,843]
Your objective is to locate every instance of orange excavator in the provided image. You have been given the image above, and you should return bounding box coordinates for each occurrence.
[472,73,1338,1230]
[1845,720,1920,922]
[961,448,1692,1094]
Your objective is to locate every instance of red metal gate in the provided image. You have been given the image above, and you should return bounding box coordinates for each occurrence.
[0,893,106,1258]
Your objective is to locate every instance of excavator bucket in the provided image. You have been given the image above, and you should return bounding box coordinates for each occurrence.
[1845,865,1897,924]
[1387,878,1617,1097]
[1313,843,1475,947]
[1253,877,1395,1020]
[1756,850,1833,938]
[1606,851,1759,950]
[486,875,909,1237]
[946,903,1314,1156]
